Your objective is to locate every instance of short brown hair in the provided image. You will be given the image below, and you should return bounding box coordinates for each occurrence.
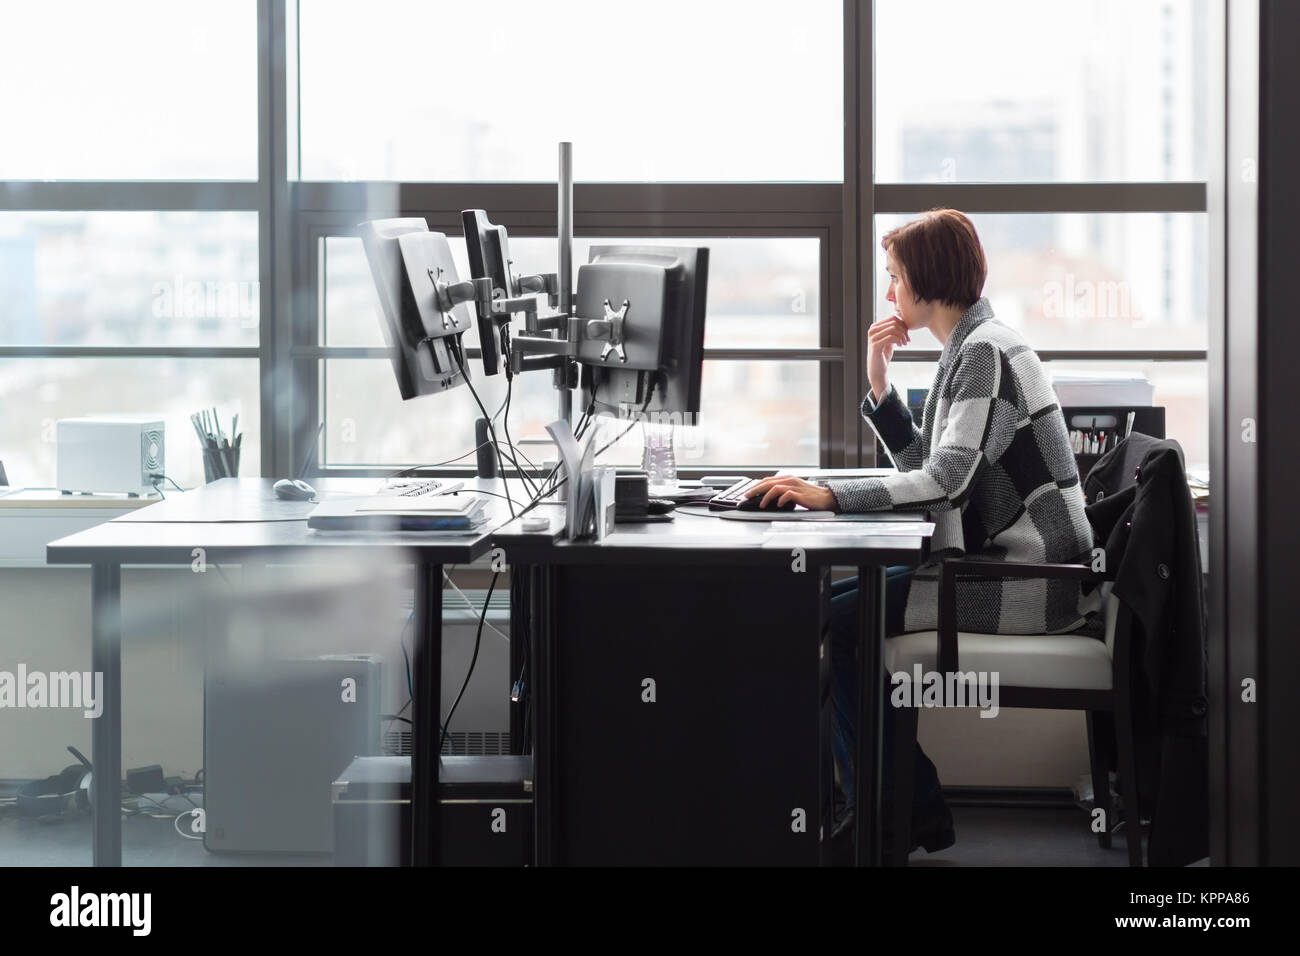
[881,209,987,310]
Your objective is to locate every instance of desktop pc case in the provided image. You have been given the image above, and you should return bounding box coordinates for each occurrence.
[332,755,533,866]
[203,654,381,855]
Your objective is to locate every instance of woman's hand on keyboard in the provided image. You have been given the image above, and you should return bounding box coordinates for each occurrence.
[746,476,837,512]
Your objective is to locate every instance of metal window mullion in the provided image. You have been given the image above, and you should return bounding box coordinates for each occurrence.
[837,0,863,469]
[293,181,843,216]
[883,350,1208,362]
[855,0,874,466]
[0,181,259,212]
[0,346,259,359]
[1204,0,1229,868]
[297,206,839,238]
[302,346,1209,363]
[304,346,845,362]
[822,210,841,467]
[258,0,295,478]
[874,182,1207,214]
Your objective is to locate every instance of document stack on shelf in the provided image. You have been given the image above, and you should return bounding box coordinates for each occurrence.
[1051,370,1153,407]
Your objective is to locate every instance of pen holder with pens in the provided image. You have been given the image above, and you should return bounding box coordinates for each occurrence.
[1062,405,1165,481]
[201,443,241,482]
[193,408,243,482]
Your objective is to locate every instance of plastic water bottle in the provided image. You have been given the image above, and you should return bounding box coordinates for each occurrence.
[642,423,678,494]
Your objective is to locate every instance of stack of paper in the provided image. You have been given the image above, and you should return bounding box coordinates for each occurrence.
[1051,371,1154,407]
[308,494,490,532]
[354,494,486,521]
[546,418,600,539]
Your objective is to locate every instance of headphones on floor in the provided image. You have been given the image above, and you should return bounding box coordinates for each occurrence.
[17,746,92,820]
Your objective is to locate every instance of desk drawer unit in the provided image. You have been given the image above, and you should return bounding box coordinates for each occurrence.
[545,563,830,865]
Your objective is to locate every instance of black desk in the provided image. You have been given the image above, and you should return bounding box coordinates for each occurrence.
[44,477,527,867]
[493,507,928,866]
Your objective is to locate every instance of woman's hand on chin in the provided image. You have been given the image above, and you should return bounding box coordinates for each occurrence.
[744,475,838,512]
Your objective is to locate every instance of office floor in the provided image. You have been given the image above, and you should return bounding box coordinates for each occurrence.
[909,806,1138,867]
[0,804,1139,866]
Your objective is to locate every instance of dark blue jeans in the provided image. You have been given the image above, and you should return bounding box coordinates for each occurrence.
[830,568,945,812]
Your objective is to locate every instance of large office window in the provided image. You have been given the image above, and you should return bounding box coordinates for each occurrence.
[875,0,1207,183]
[0,3,258,180]
[0,3,261,489]
[0,2,1212,484]
[297,0,843,183]
[871,0,1210,476]
[291,0,846,476]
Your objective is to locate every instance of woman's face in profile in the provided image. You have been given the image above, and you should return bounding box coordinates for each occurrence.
[885,252,920,328]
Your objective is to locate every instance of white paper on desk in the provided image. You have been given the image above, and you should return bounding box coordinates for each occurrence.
[576,431,596,536]
[592,466,616,539]
[545,419,581,537]
[545,418,598,539]
[765,520,935,537]
[718,509,836,522]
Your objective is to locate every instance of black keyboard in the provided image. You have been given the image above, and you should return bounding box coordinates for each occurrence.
[707,477,761,510]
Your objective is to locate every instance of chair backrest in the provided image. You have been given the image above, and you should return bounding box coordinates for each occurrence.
[1086,433,1198,667]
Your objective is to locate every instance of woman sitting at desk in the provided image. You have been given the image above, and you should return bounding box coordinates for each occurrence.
[747,209,1096,858]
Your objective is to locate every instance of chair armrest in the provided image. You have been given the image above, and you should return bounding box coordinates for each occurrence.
[935,559,1113,674]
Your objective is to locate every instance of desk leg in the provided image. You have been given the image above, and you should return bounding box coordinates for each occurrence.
[531,565,555,866]
[853,564,885,867]
[91,563,122,867]
[411,561,442,867]
[508,569,526,756]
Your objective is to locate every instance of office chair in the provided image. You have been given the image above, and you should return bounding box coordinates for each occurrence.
[884,431,1210,867]
[883,562,1137,866]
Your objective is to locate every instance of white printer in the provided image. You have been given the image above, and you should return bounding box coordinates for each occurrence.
[56,417,165,495]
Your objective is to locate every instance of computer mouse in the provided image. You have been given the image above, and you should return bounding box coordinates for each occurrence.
[737,492,797,512]
[274,478,317,501]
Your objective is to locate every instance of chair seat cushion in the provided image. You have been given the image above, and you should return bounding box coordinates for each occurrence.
[884,630,1113,691]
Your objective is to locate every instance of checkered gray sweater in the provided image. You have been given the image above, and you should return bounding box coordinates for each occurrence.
[826,298,1097,635]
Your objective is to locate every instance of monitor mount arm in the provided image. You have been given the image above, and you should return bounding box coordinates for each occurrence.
[584,298,629,363]
[462,273,581,378]
[515,270,561,309]
[427,266,476,331]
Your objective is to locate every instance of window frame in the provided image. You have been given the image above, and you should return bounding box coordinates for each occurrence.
[277,1,1210,477]
[0,0,1213,483]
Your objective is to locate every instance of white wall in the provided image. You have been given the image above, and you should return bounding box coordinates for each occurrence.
[0,563,1090,789]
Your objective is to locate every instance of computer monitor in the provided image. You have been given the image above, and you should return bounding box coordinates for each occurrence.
[576,245,709,418]
[461,209,562,378]
[358,218,473,400]
[460,209,513,377]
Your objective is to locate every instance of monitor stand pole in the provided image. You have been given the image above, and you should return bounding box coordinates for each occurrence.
[554,141,574,500]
